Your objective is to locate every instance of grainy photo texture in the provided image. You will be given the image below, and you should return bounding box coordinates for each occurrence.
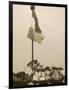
[9,1,67,89]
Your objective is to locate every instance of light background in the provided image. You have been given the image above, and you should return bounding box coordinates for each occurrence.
[0,0,69,90]
[13,4,65,74]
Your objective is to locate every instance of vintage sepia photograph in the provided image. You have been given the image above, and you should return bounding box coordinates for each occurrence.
[9,1,67,88]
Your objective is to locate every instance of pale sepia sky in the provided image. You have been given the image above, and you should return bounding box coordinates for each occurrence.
[13,4,65,73]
